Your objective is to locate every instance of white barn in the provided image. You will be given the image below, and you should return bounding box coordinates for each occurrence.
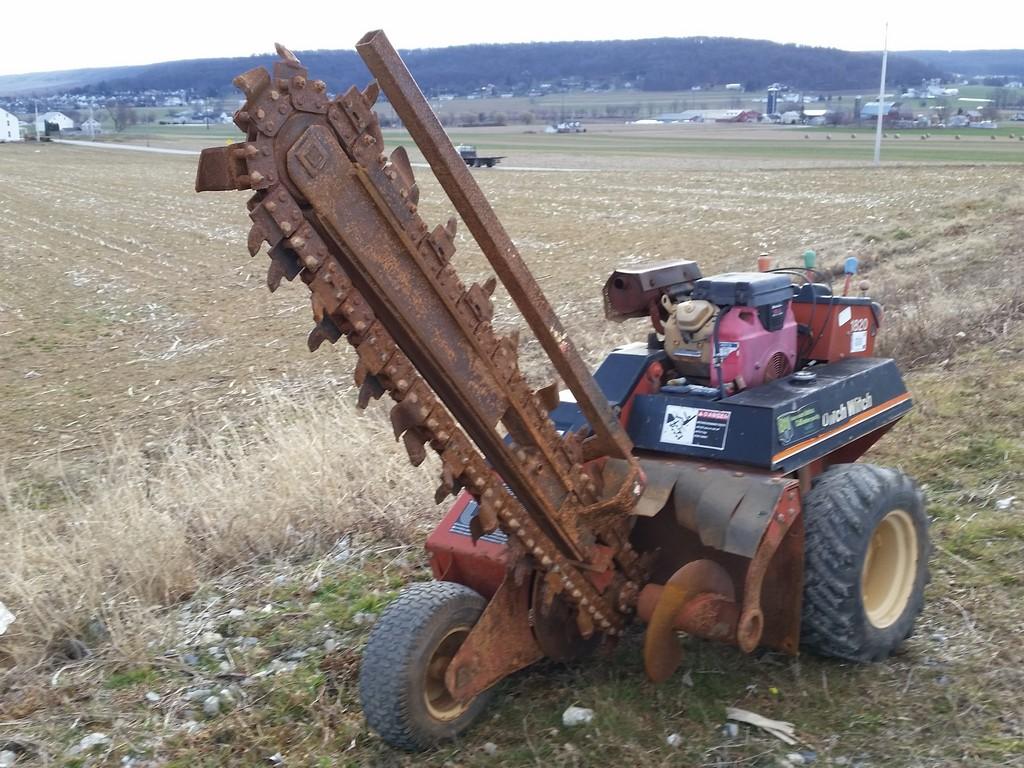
[35,111,74,134]
[0,108,21,141]
[1,108,22,141]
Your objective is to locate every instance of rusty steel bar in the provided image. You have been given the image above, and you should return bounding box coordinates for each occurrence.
[355,30,637,466]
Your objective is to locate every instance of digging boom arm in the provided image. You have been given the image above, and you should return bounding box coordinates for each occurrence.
[195,35,644,636]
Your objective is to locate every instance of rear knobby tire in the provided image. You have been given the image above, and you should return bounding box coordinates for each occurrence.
[801,463,929,662]
[359,581,493,750]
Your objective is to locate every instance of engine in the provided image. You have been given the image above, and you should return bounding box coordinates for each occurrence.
[663,272,797,392]
[602,263,798,394]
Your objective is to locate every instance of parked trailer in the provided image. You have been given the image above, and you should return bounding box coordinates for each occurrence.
[456,143,505,168]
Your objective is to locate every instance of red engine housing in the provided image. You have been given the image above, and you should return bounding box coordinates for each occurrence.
[710,304,798,389]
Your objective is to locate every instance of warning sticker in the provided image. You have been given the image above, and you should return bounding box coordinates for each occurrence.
[851,330,868,353]
[660,405,731,450]
[718,341,740,358]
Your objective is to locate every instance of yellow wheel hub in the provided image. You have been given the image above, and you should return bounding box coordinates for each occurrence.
[423,626,471,722]
[861,509,918,629]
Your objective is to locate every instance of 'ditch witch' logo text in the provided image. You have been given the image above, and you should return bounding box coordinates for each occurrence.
[821,393,873,428]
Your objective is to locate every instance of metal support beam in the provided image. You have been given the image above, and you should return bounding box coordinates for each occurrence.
[356,30,637,465]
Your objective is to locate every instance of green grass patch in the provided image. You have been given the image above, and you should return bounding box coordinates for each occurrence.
[104,665,159,689]
[946,437,1023,471]
[102,120,1024,165]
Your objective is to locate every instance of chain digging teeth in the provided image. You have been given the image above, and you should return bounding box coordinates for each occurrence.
[228,48,626,634]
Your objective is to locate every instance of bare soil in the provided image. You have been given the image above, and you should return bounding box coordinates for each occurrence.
[0,142,1006,470]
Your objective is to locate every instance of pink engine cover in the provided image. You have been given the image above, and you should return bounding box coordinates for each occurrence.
[710,305,798,389]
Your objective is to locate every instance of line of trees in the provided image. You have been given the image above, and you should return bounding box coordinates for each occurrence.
[68,38,946,99]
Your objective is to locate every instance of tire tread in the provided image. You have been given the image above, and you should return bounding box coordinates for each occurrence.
[359,581,488,751]
[801,463,929,662]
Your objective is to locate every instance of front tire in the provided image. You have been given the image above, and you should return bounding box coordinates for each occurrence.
[801,463,929,661]
[359,581,493,750]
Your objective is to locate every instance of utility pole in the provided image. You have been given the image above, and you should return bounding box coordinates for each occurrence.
[873,23,889,166]
[34,101,40,142]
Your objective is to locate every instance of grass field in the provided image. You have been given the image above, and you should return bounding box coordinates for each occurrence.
[1,121,1022,767]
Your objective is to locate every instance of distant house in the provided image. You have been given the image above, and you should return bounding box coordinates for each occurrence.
[0,108,22,142]
[657,110,706,122]
[780,110,803,125]
[803,108,835,126]
[860,101,900,122]
[35,111,74,134]
[656,109,760,123]
[716,109,761,123]
[81,118,103,135]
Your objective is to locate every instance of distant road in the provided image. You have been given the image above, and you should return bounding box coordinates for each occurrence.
[54,139,200,156]
[49,140,606,174]
[51,139,602,171]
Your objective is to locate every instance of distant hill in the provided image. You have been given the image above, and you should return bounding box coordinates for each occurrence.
[0,38,945,98]
[902,50,1024,78]
[0,65,147,96]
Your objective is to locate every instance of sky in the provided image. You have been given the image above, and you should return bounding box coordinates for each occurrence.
[3,0,1023,77]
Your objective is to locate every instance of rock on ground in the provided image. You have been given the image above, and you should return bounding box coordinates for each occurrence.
[562,706,595,727]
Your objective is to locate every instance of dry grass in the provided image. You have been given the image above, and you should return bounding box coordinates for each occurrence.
[867,194,1024,367]
[0,389,434,667]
